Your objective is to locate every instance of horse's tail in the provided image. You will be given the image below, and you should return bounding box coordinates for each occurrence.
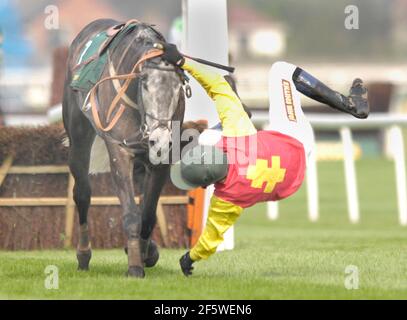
[61,135,70,147]
[89,136,110,174]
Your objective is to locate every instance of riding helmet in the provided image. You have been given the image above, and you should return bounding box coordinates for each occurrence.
[170,144,229,190]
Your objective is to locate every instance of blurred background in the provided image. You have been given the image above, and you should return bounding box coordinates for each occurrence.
[1,1,407,298]
[1,0,407,158]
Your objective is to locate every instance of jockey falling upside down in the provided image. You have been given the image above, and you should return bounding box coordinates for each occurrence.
[160,43,369,276]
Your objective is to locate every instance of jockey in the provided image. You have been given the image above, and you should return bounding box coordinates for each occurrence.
[161,43,369,276]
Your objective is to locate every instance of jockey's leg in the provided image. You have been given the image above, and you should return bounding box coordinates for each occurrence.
[292,67,369,119]
[267,61,315,161]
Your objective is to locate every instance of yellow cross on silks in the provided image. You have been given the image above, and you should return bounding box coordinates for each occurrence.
[246,156,287,193]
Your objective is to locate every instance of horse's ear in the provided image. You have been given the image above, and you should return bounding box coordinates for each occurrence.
[148,24,166,42]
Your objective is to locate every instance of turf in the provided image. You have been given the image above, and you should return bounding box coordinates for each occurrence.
[1,158,407,299]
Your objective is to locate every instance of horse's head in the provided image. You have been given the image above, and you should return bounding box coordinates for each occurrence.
[138,57,184,164]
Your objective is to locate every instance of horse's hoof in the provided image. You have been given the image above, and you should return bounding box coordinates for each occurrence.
[144,240,159,268]
[127,266,145,278]
[77,249,92,271]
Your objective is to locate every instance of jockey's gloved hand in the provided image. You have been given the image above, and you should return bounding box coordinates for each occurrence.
[161,43,185,67]
[179,251,194,276]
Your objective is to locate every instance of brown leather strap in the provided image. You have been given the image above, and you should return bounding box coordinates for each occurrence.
[124,19,141,28]
[90,94,127,132]
[89,49,163,132]
[106,49,163,120]
[108,52,139,109]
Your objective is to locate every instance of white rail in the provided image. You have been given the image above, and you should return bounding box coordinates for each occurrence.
[253,112,407,226]
[253,112,407,129]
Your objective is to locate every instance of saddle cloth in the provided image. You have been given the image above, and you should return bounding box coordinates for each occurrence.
[70,22,138,92]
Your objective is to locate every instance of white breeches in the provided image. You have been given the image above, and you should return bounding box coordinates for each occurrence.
[267,61,315,161]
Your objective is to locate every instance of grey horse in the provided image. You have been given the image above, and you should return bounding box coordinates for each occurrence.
[62,19,186,278]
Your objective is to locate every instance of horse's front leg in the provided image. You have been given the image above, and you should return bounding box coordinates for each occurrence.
[139,164,170,267]
[106,141,144,278]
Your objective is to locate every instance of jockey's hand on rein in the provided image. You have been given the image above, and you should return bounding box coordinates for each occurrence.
[179,251,194,276]
[158,43,185,67]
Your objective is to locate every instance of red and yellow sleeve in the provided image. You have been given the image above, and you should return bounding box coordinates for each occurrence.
[189,195,243,261]
[182,59,256,137]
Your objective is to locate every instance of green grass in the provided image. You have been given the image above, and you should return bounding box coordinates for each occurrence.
[1,158,407,299]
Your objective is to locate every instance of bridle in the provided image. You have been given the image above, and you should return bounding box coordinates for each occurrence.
[134,60,189,140]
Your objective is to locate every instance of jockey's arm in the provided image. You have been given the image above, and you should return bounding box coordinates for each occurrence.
[182,58,256,137]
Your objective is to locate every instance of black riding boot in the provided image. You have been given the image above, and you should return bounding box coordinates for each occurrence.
[292,67,369,119]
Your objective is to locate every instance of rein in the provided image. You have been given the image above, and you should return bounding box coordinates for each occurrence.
[88,48,164,132]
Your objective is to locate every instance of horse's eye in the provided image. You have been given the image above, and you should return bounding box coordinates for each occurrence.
[143,83,149,91]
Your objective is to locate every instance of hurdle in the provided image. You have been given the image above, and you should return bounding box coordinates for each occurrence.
[252,112,407,226]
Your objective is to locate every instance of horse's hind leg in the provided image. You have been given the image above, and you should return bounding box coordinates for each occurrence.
[66,112,95,270]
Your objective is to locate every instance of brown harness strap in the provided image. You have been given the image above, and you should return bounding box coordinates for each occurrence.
[107,52,139,109]
[104,30,146,111]
[89,49,163,132]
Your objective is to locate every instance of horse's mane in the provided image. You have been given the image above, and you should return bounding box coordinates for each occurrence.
[108,22,167,77]
[133,23,166,43]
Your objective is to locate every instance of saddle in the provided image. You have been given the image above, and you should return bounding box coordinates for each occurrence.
[70,19,141,92]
